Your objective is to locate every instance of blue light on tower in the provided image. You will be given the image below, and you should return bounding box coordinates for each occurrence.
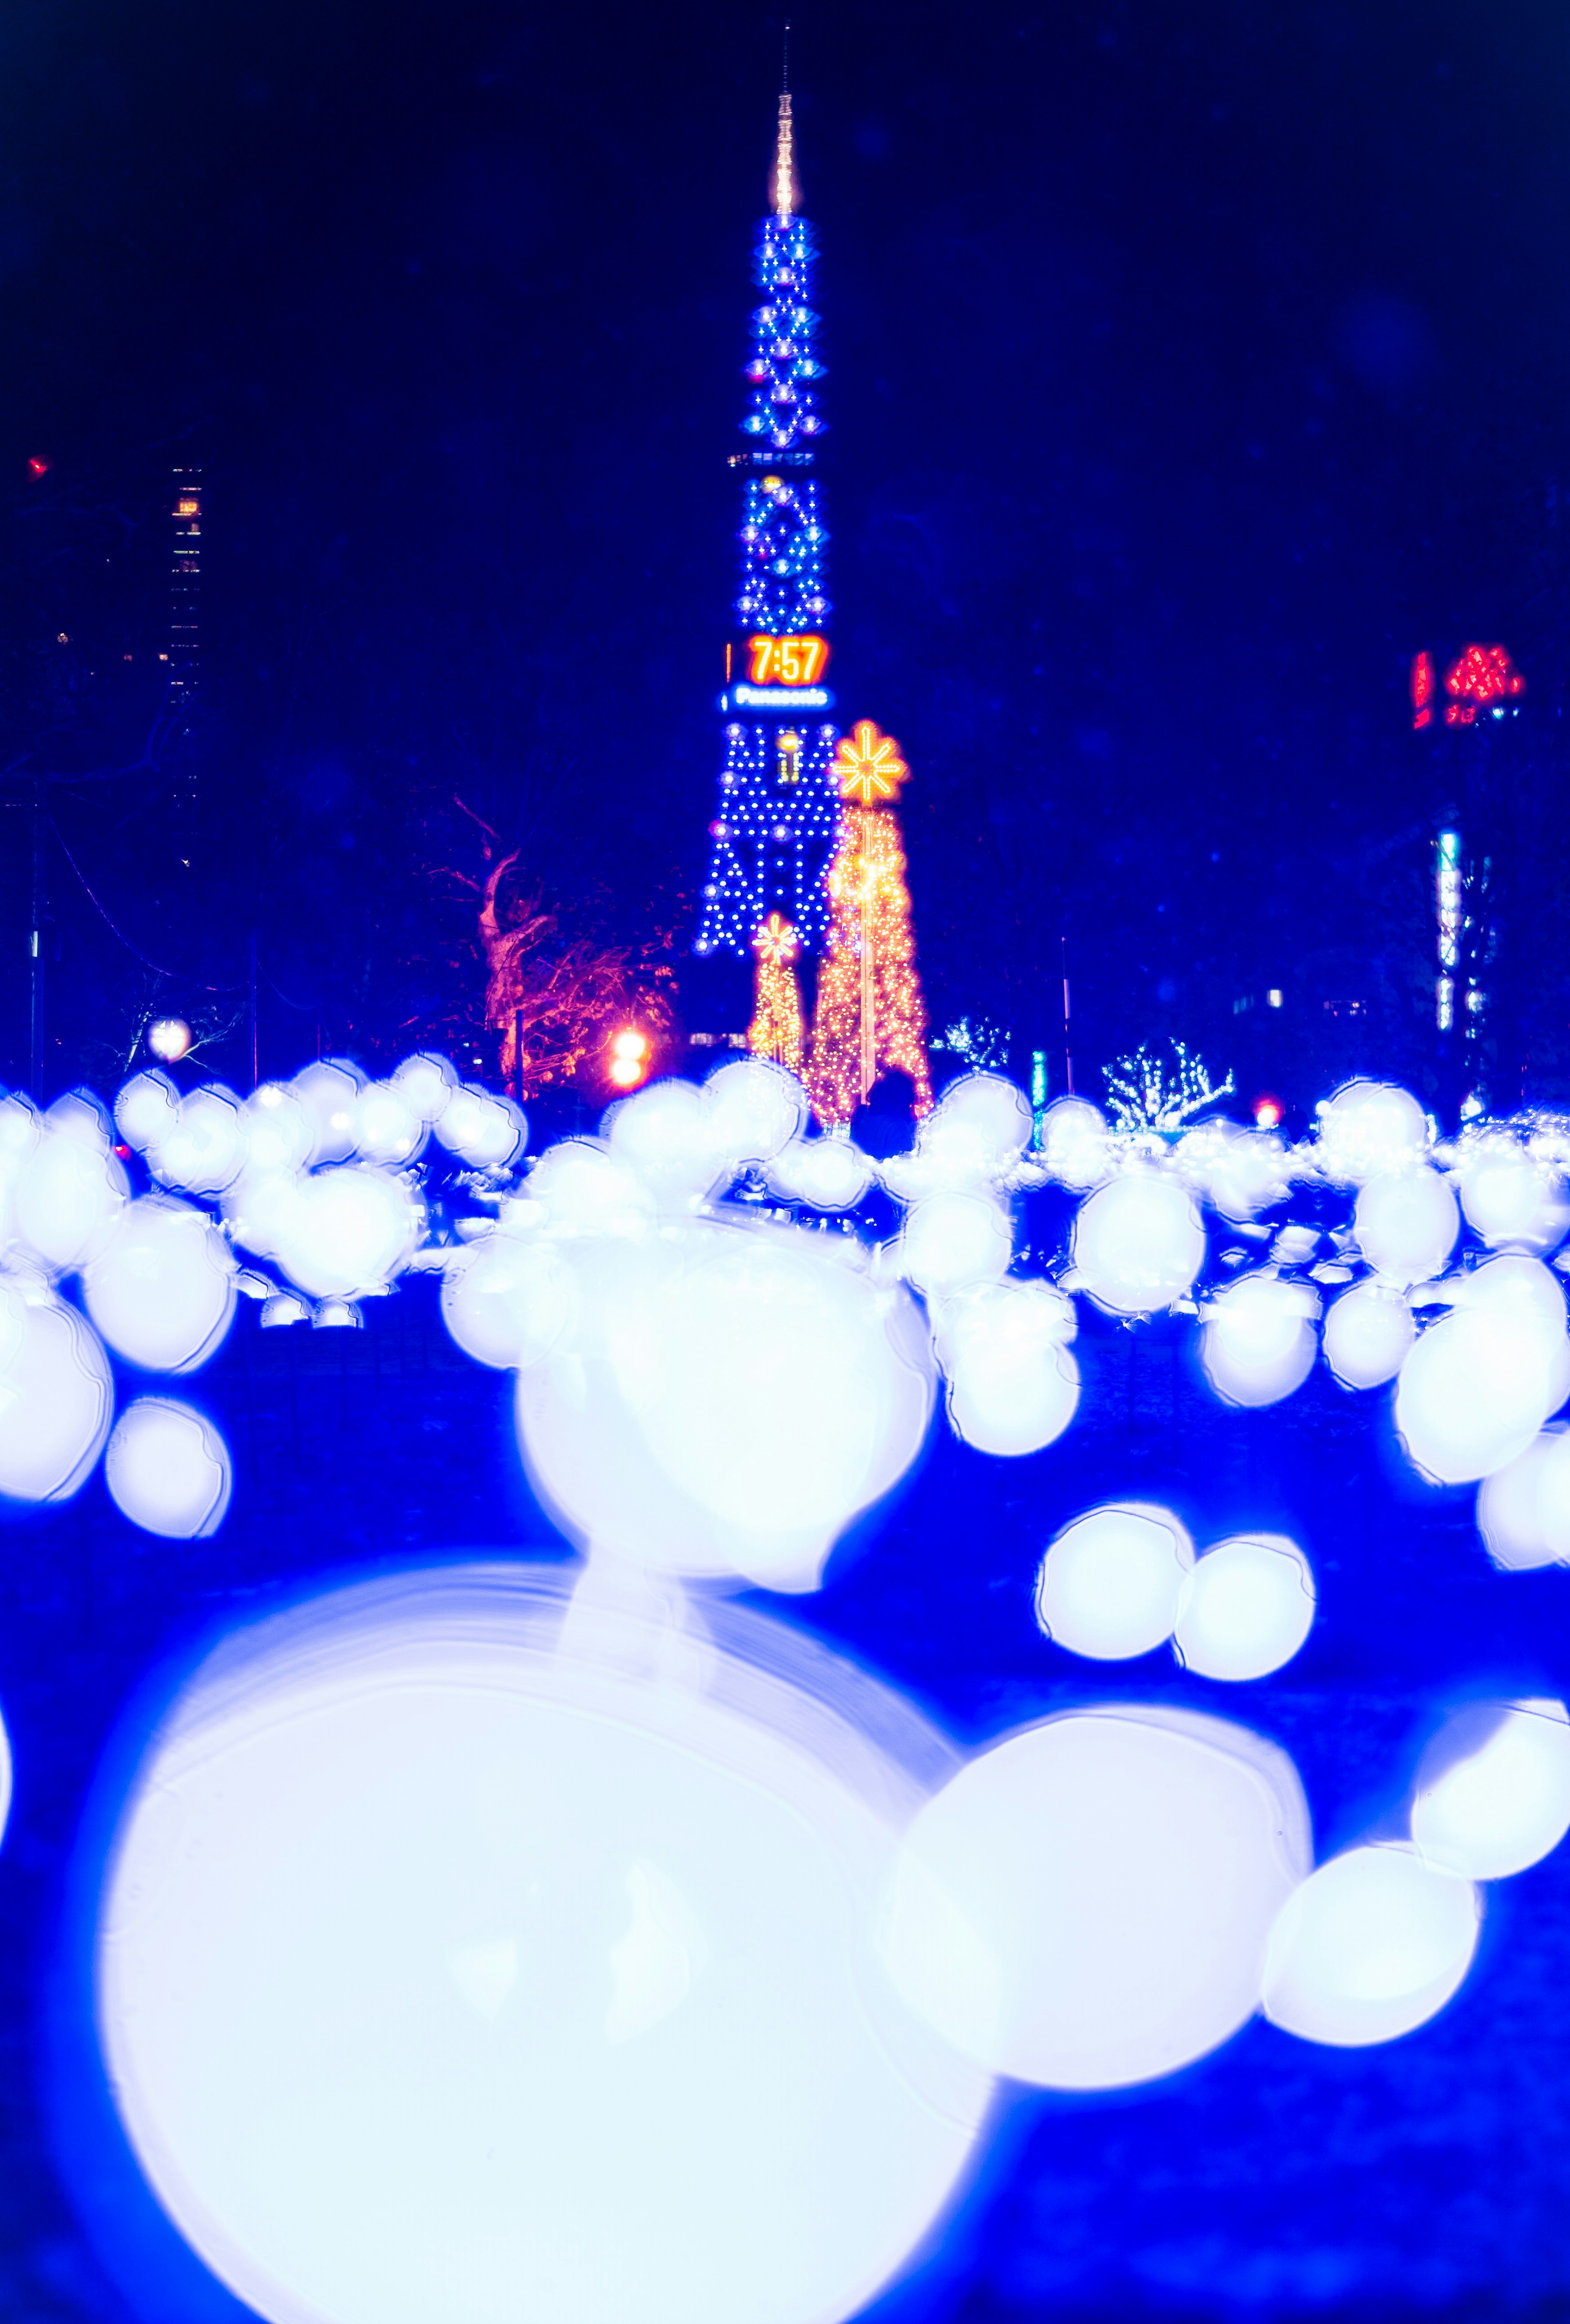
[697,92,841,968]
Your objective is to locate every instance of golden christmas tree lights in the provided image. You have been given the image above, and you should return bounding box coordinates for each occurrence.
[806,723,934,1127]
[748,912,805,1075]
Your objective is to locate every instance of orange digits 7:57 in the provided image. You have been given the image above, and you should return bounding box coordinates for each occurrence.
[747,633,829,685]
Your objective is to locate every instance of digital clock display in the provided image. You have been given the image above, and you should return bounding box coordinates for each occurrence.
[746,633,830,686]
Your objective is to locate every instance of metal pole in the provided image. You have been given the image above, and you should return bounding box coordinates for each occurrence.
[29,773,45,1101]
[1061,933,1074,1096]
[514,1007,524,1106]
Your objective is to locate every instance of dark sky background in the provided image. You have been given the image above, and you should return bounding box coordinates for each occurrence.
[2,0,1569,1108]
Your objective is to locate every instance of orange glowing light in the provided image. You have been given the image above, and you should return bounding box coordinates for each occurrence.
[753,912,799,967]
[1253,1093,1283,1130]
[26,455,51,478]
[746,633,829,686]
[833,720,909,805]
[609,1027,649,1088]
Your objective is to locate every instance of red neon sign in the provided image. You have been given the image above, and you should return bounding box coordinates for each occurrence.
[747,633,830,686]
[1411,650,1434,729]
[1443,643,1524,725]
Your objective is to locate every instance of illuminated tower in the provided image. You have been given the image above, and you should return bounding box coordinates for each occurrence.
[695,91,841,1012]
[169,467,202,734]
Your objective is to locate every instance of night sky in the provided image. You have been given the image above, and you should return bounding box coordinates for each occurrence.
[2,0,1569,1109]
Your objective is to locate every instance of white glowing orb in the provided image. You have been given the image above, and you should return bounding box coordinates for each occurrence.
[1037,1098,1111,1193]
[291,1062,364,1167]
[441,1237,577,1370]
[1261,1844,1479,2047]
[104,1398,231,1538]
[1394,1258,1570,1484]
[435,1084,527,1172]
[916,1074,1032,1186]
[769,1134,872,1212]
[267,1166,425,1301]
[146,1018,192,1063]
[702,1057,805,1165]
[939,1280,1079,1457]
[1174,1534,1316,1682]
[1323,1280,1415,1390]
[1459,1150,1570,1253]
[156,1087,251,1199]
[515,1223,932,1591]
[1035,1503,1193,1660]
[0,1290,113,1503]
[1411,1700,1570,1881]
[881,1708,1310,2088]
[241,1086,313,1175]
[97,1572,989,2324]
[13,1099,127,1269]
[1315,1081,1430,1186]
[354,1083,426,1168]
[1200,1276,1319,1409]
[1072,1174,1206,1316]
[1475,1428,1570,1569]
[114,1070,179,1158]
[390,1052,456,1124]
[83,1198,236,1374]
[606,1080,719,1203]
[899,1193,1012,1299]
[1353,1166,1459,1287]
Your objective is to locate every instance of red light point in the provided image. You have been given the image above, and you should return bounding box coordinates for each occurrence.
[25,455,51,478]
[1253,1093,1283,1130]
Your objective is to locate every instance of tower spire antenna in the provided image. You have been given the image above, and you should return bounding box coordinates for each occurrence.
[772,25,795,217]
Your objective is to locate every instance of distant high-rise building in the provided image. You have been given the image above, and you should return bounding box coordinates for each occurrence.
[169,467,202,727]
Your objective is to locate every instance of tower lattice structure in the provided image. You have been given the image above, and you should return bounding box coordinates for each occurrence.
[696,93,841,992]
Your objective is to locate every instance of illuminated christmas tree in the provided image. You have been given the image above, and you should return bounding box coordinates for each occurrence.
[806,723,934,1126]
[747,913,805,1074]
[696,90,840,1011]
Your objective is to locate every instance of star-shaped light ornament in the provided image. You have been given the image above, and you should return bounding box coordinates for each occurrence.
[833,720,909,805]
[754,912,799,966]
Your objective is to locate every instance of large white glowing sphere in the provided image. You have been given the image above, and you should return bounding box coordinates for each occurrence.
[291,1062,364,1168]
[441,1236,577,1370]
[514,1224,933,1591]
[1353,1167,1459,1287]
[13,1107,128,1268]
[1475,1429,1570,1569]
[1173,1534,1316,1682]
[881,1707,1310,2089]
[1459,1151,1570,1253]
[1323,1281,1415,1391]
[606,1080,720,1203]
[390,1052,457,1124]
[899,1193,1012,1299]
[435,1084,526,1172]
[1037,1099,1111,1192]
[1315,1082,1429,1187]
[96,1572,989,2324]
[917,1074,1032,1185]
[353,1083,426,1168]
[114,1070,180,1158]
[242,1087,314,1175]
[1035,1504,1193,1660]
[155,1087,250,1198]
[1411,1700,1570,1882]
[769,1135,873,1212]
[1200,1276,1319,1409]
[104,1398,232,1538]
[1394,1258,1570,1484]
[1261,1845,1478,2048]
[269,1166,425,1300]
[1072,1174,1205,1316]
[83,1198,236,1374]
[0,1291,113,1503]
[702,1057,805,1165]
[940,1281,1079,1458]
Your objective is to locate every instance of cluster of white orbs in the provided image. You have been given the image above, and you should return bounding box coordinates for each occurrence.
[883,1687,1570,2090]
[1035,1503,1317,1682]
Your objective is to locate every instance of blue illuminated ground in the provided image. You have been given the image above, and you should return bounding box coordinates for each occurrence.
[1,1279,1568,2321]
